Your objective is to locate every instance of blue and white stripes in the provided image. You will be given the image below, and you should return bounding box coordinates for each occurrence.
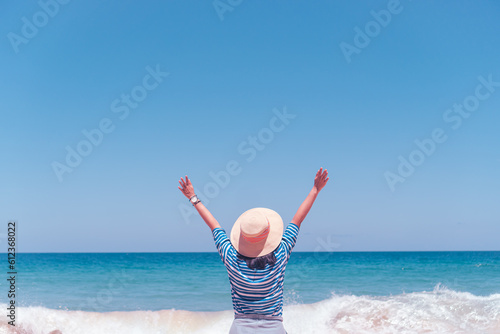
[212,223,299,316]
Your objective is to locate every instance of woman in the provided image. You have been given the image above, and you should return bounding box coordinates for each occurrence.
[178,168,329,333]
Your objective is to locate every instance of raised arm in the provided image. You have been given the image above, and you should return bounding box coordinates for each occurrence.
[290,168,329,228]
[178,176,221,230]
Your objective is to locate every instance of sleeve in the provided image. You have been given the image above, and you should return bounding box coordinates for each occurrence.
[281,223,300,259]
[212,228,236,266]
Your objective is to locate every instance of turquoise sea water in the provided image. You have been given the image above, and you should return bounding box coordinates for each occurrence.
[1,251,499,333]
[4,251,499,311]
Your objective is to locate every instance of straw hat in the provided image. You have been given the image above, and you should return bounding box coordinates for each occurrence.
[230,208,284,258]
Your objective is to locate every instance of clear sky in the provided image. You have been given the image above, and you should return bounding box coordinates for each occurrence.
[1,1,499,252]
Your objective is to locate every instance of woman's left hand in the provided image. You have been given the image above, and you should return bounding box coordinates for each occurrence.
[178,176,195,199]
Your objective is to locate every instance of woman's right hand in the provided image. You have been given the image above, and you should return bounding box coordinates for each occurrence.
[313,167,329,192]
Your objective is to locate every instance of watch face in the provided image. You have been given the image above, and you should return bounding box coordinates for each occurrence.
[190,196,198,203]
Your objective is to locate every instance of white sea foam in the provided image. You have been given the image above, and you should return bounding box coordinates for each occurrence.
[2,286,499,334]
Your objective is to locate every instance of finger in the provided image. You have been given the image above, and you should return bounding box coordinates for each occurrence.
[179,179,185,187]
[186,176,191,185]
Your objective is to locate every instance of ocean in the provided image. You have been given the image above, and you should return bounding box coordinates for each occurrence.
[1,251,499,333]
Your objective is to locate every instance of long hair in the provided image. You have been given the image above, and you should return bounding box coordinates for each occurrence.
[237,250,277,270]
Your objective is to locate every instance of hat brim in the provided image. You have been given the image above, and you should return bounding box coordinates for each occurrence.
[230,208,284,258]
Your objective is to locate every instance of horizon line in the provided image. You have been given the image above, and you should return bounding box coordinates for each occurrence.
[3,250,500,254]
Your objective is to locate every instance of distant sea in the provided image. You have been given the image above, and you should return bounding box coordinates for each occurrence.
[1,251,499,333]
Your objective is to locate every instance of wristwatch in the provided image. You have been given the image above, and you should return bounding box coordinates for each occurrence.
[189,195,201,206]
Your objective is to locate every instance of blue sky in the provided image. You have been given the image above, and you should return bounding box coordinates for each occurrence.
[1,1,499,252]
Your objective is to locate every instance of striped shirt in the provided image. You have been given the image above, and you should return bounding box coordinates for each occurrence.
[212,223,300,317]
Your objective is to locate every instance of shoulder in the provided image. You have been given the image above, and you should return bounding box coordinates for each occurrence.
[212,228,230,247]
[283,223,300,238]
[277,223,300,256]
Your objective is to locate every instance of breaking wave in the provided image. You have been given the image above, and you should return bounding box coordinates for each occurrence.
[2,286,499,334]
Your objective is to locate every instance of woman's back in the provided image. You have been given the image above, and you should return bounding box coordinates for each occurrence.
[213,223,300,316]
